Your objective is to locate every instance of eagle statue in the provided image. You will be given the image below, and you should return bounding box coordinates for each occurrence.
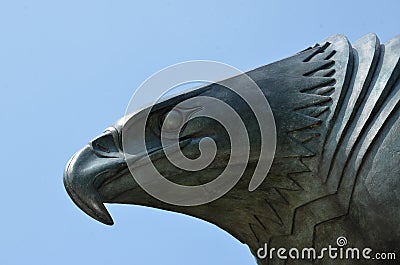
[64,33,400,264]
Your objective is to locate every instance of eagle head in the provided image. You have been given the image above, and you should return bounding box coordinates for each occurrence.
[64,34,356,253]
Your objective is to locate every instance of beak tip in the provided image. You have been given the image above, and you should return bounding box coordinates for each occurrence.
[63,164,115,226]
[94,206,115,226]
[101,217,114,226]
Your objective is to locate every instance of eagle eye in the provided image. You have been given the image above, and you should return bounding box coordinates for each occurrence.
[161,109,184,132]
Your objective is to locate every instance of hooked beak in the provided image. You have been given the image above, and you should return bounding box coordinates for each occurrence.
[63,144,127,226]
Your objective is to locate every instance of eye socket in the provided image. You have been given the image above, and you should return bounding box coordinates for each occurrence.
[160,109,184,132]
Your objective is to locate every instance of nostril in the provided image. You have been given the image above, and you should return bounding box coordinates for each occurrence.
[95,143,110,153]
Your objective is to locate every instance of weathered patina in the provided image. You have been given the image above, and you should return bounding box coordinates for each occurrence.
[64,33,400,264]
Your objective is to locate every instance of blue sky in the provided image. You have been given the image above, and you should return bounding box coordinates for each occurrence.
[0,1,399,264]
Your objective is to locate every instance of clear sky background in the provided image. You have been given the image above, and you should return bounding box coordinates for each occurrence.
[0,1,399,265]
